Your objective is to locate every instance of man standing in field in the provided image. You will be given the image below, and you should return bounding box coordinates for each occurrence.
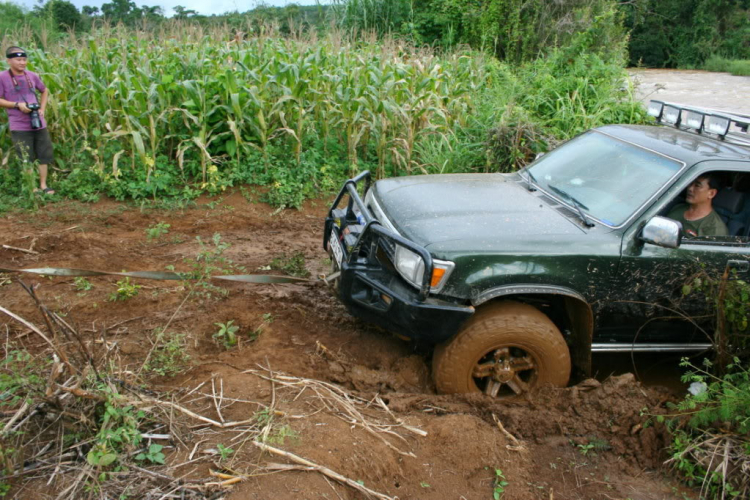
[0,46,55,194]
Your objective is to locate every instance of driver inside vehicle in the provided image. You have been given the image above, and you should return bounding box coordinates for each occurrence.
[666,173,729,237]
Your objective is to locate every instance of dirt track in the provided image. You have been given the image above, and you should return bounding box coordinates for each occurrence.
[0,194,697,499]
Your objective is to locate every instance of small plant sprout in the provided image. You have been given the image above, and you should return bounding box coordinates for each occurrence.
[144,329,191,377]
[578,442,595,456]
[216,443,234,462]
[73,277,93,291]
[108,277,141,302]
[420,481,430,488]
[174,233,237,299]
[214,321,239,348]
[269,252,310,278]
[493,469,509,499]
[145,221,170,240]
[249,313,274,341]
[135,443,166,464]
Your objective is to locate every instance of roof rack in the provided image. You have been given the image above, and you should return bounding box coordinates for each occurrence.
[647,100,750,148]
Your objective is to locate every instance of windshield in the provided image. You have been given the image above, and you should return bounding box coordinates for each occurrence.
[527,131,683,226]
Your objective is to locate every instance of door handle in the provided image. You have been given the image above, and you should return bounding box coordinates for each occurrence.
[728,260,750,272]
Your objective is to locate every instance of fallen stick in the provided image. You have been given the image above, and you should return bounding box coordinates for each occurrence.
[492,413,526,452]
[205,477,243,487]
[139,397,256,429]
[2,402,30,434]
[254,441,395,500]
[2,244,39,255]
[0,305,72,370]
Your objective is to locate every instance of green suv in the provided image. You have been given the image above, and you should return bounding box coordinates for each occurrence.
[323,101,750,398]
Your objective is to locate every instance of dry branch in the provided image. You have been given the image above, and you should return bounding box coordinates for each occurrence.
[2,244,39,254]
[0,304,70,367]
[492,413,526,452]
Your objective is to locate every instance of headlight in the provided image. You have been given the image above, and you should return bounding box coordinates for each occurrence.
[394,246,455,292]
[394,246,425,286]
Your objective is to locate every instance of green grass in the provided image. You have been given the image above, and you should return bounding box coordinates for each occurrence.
[703,55,750,76]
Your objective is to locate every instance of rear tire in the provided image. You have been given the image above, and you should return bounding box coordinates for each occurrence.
[432,301,571,398]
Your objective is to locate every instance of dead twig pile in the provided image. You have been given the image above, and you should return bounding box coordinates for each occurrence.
[666,431,750,499]
[0,280,424,500]
[0,279,232,499]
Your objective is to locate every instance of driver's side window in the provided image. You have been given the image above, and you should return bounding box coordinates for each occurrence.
[660,171,750,244]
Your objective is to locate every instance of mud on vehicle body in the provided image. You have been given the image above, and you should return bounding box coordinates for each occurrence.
[323,101,750,399]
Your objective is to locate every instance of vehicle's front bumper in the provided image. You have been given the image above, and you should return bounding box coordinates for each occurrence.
[324,172,474,344]
[336,255,474,344]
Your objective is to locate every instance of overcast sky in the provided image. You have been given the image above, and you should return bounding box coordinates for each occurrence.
[14,0,327,17]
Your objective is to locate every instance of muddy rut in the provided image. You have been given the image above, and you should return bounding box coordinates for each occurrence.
[0,193,697,499]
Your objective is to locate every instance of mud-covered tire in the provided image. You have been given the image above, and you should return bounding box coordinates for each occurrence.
[432,301,571,397]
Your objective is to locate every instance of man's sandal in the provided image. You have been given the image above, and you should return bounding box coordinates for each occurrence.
[41,187,55,195]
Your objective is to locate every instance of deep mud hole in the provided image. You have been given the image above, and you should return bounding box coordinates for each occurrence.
[0,193,697,499]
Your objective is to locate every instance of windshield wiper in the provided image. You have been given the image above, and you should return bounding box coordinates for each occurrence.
[547,185,595,228]
[524,169,538,192]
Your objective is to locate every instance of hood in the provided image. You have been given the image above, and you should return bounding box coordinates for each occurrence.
[374,173,588,253]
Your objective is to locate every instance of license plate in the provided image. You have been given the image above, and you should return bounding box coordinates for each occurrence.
[329,230,344,268]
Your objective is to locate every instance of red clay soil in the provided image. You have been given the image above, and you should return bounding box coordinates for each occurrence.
[0,192,699,499]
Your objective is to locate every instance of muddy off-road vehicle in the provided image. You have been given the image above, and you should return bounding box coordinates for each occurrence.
[323,101,750,398]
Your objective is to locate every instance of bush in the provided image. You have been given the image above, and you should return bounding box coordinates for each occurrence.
[665,358,750,499]
[704,55,750,76]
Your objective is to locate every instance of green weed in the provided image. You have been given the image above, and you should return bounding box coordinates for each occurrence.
[254,408,273,427]
[248,313,273,342]
[143,330,191,377]
[135,444,166,465]
[73,277,93,291]
[0,351,50,407]
[145,221,171,240]
[682,267,750,361]
[86,390,145,468]
[0,443,15,497]
[266,424,299,446]
[173,233,237,299]
[493,468,509,499]
[660,359,750,499]
[269,252,310,278]
[216,443,234,462]
[578,442,595,456]
[214,321,239,348]
[108,277,141,302]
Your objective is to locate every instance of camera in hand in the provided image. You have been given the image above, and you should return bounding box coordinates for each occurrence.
[27,103,41,129]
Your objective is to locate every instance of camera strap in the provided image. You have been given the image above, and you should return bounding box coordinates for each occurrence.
[8,69,38,104]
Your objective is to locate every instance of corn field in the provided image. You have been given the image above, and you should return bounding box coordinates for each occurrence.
[0,22,489,196]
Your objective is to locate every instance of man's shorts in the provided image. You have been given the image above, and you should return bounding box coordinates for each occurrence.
[10,129,55,165]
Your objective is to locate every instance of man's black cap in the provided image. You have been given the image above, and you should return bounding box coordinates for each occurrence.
[6,47,27,59]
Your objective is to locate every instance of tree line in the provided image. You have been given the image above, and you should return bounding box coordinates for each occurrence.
[1,0,749,68]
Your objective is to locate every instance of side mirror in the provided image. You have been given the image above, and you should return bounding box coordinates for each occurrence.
[640,216,682,249]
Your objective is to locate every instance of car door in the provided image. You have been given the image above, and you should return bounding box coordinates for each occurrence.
[611,163,750,346]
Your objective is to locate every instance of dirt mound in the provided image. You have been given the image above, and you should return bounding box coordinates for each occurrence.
[0,195,695,499]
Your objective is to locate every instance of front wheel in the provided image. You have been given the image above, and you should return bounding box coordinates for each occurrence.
[432,301,571,398]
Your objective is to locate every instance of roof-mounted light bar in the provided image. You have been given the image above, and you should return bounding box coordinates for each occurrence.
[705,115,730,137]
[682,110,704,131]
[648,100,750,143]
[662,105,681,126]
[647,100,663,119]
